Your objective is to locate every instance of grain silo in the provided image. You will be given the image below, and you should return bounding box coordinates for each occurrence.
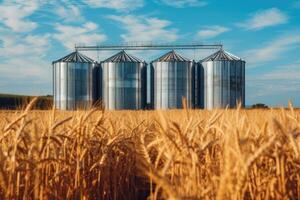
[198,49,245,109]
[151,50,194,109]
[52,51,96,110]
[101,50,147,110]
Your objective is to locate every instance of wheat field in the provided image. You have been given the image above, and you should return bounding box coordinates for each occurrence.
[0,98,300,200]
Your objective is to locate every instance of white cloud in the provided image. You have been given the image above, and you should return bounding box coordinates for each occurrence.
[0,57,50,78]
[0,32,50,58]
[247,80,300,104]
[197,26,230,39]
[0,0,110,95]
[261,64,300,81]
[53,22,107,50]
[243,33,300,66]
[83,0,144,11]
[107,15,178,43]
[248,62,300,82]
[246,62,300,103]
[55,4,84,22]
[0,1,40,32]
[157,0,207,7]
[0,0,54,95]
[237,8,288,30]
[0,57,52,95]
[0,29,52,95]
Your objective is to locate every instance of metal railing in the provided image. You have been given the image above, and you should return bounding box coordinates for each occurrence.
[75,42,223,51]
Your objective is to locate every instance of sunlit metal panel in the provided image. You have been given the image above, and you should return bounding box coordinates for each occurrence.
[152,50,194,109]
[52,51,96,110]
[197,49,245,109]
[101,51,147,110]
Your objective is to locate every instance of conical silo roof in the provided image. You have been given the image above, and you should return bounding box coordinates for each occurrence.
[201,49,243,62]
[53,51,96,63]
[102,50,144,63]
[152,50,191,62]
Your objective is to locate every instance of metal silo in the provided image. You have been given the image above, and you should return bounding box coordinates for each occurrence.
[52,51,96,110]
[198,49,245,109]
[101,50,147,110]
[152,50,194,109]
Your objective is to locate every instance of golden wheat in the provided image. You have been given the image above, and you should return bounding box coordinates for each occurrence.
[0,100,299,199]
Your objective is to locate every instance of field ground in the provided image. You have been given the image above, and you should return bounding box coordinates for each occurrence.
[0,99,300,200]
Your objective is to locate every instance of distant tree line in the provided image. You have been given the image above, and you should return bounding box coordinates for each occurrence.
[0,95,53,110]
[251,103,269,109]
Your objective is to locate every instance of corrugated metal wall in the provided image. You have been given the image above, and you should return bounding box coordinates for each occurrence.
[152,61,194,109]
[101,62,147,110]
[199,60,245,109]
[53,62,94,110]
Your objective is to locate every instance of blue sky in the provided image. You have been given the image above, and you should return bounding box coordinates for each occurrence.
[0,0,299,107]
